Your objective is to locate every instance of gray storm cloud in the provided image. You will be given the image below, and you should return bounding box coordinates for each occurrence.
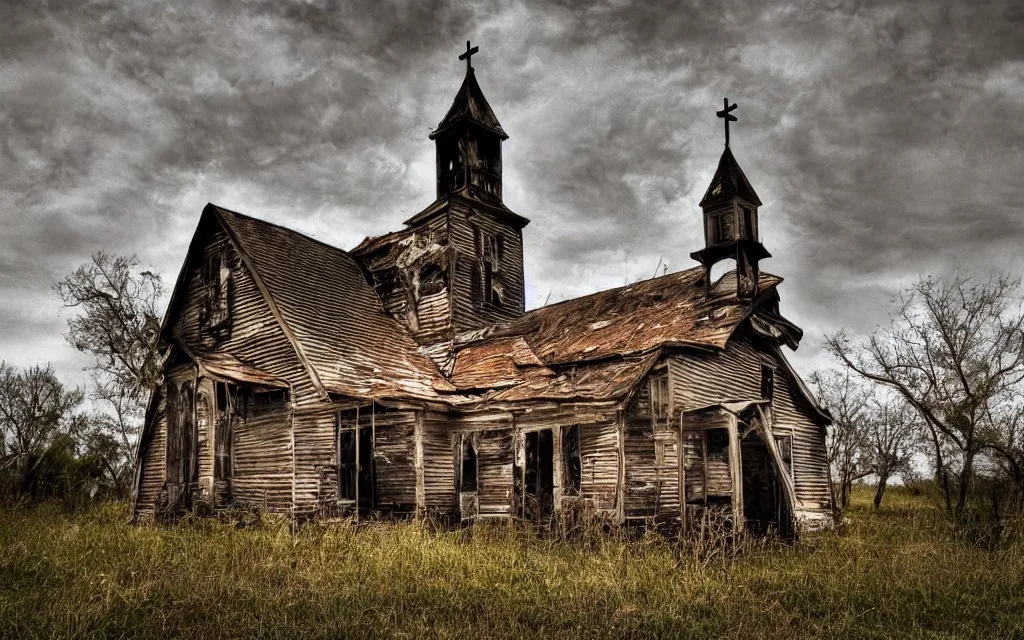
[2,0,1023,383]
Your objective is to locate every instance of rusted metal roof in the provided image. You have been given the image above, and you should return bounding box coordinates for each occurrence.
[486,351,661,404]
[445,268,785,403]
[486,267,782,367]
[212,205,453,401]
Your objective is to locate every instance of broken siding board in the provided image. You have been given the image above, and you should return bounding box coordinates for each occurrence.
[174,229,317,405]
[772,372,831,513]
[579,418,619,514]
[135,395,168,518]
[291,403,337,518]
[624,386,657,517]
[670,331,831,520]
[372,411,418,512]
[421,412,457,514]
[447,201,525,333]
[476,427,514,517]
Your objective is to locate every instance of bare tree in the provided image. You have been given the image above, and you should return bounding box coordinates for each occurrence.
[0,362,84,475]
[826,273,1024,516]
[54,252,165,498]
[810,369,871,509]
[862,395,919,509]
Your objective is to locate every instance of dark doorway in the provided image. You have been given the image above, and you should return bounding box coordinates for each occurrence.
[740,431,791,537]
[338,423,375,514]
[525,429,554,522]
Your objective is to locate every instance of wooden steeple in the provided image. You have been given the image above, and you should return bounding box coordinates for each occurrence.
[691,99,770,299]
[430,41,507,204]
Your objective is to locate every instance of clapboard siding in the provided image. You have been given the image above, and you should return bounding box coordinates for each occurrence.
[292,404,337,518]
[476,427,514,516]
[373,411,418,512]
[135,394,167,519]
[422,412,458,514]
[579,418,620,514]
[670,331,831,517]
[447,201,525,333]
[232,401,292,511]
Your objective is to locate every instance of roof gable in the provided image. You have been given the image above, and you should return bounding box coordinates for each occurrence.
[211,205,450,401]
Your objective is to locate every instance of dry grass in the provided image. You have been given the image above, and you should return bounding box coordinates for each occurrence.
[1,487,1022,639]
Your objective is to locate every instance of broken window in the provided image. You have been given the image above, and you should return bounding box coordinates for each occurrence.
[336,410,374,509]
[774,433,793,480]
[460,437,478,492]
[214,382,232,481]
[562,425,582,494]
[250,389,288,413]
[474,228,505,308]
[742,206,755,239]
[165,383,182,485]
[201,247,232,333]
[713,212,735,244]
[760,363,775,405]
[525,429,554,519]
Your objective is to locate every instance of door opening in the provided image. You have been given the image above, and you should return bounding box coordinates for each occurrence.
[525,429,554,522]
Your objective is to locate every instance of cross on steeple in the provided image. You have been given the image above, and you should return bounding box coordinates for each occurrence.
[459,40,479,72]
[716,98,738,147]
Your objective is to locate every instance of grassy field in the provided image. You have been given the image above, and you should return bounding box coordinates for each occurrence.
[1,487,1023,639]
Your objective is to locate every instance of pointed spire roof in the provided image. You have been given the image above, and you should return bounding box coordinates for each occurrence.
[429,67,507,140]
[699,147,762,207]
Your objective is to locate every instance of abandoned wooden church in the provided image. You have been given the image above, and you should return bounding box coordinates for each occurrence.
[133,44,836,535]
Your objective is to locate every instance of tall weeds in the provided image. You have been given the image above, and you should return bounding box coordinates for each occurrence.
[1,486,1022,639]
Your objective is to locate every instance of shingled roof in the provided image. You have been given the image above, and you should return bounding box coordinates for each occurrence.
[210,205,452,402]
[429,68,507,140]
[699,147,762,207]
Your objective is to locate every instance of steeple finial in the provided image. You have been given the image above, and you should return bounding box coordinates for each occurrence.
[459,40,479,72]
[716,98,738,148]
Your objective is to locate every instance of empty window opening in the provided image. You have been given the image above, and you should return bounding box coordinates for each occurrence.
[760,364,775,405]
[562,425,582,494]
[460,437,478,493]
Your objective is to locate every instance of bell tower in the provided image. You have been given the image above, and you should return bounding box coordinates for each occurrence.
[690,98,770,300]
[429,41,507,204]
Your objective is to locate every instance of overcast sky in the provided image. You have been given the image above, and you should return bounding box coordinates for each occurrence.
[2,0,1023,388]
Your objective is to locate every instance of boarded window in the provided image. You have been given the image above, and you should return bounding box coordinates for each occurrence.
[562,425,582,494]
[649,374,670,421]
[705,428,732,497]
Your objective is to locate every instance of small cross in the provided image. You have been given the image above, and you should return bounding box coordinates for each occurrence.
[458,40,479,72]
[716,98,738,147]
